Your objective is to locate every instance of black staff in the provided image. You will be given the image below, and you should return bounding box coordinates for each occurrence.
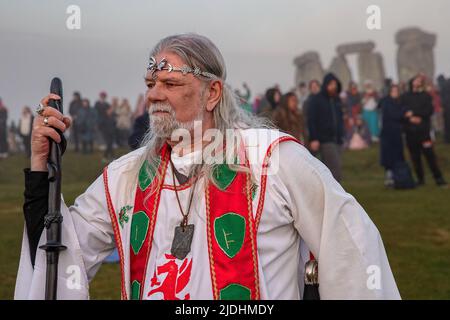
[39,77,67,300]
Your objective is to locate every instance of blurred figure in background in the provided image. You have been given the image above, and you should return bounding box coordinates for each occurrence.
[102,105,116,162]
[379,85,408,187]
[234,82,252,113]
[295,82,308,112]
[257,87,281,118]
[78,99,96,154]
[272,92,306,142]
[302,80,321,145]
[308,73,344,181]
[252,94,262,114]
[343,82,362,146]
[7,121,19,154]
[346,81,362,121]
[361,80,380,142]
[437,75,450,143]
[128,107,149,150]
[68,92,83,152]
[346,116,371,151]
[132,93,146,120]
[425,80,444,139]
[115,98,133,147]
[95,91,111,149]
[401,74,447,187]
[382,78,393,98]
[0,98,9,158]
[110,97,120,147]
[18,106,33,158]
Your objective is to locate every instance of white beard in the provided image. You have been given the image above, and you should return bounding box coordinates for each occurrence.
[149,102,204,138]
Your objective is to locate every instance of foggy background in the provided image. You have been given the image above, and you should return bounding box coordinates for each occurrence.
[1,0,449,122]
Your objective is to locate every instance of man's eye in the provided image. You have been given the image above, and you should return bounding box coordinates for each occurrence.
[146,83,155,88]
[166,83,176,87]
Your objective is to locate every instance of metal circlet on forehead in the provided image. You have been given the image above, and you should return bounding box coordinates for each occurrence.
[147,56,217,80]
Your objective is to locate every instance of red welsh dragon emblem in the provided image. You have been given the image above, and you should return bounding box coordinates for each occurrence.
[147,254,193,300]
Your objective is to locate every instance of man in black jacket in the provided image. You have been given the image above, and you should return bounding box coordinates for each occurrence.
[307,73,344,181]
[401,74,447,187]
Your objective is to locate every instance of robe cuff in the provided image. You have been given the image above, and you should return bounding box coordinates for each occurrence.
[23,168,49,268]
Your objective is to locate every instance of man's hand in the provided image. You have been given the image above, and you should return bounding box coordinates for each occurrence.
[310,140,320,152]
[31,94,72,172]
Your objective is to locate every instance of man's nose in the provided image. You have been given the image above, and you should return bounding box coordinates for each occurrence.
[146,83,167,104]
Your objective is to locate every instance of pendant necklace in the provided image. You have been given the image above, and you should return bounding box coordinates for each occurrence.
[169,158,197,260]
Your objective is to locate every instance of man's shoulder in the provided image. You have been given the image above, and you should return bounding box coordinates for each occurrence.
[107,147,146,172]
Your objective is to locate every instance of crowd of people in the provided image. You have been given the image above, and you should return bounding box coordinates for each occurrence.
[246,72,449,188]
[1,72,449,188]
[0,92,147,163]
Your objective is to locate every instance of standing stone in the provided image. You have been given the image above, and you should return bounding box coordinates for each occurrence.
[396,27,436,83]
[337,41,375,56]
[328,55,352,89]
[293,51,325,86]
[358,51,385,92]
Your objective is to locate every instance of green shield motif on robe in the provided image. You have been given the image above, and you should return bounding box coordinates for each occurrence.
[214,212,246,258]
[130,211,149,255]
[138,158,160,191]
[212,164,237,191]
[219,283,251,300]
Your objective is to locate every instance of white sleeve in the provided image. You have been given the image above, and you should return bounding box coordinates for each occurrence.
[66,173,116,281]
[276,141,401,299]
[15,174,115,299]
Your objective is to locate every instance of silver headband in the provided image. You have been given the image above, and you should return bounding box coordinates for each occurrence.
[147,56,218,80]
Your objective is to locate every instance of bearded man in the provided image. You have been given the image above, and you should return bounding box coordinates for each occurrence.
[15,34,400,300]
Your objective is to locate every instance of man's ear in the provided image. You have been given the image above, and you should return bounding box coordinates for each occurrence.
[205,80,223,112]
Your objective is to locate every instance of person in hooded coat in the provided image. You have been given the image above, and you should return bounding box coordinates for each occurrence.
[257,87,281,119]
[307,73,345,181]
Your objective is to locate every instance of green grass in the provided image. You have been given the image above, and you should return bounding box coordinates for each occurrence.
[0,143,449,300]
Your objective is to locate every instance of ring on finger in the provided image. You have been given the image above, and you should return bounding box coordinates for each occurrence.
[36,103,45,116]
[43,116,50,126]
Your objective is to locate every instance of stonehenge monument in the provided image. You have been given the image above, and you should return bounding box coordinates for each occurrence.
[293,27,436,91]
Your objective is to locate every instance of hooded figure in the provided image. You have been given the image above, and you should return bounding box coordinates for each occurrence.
[307,73,344,146]
[307,73,345,181]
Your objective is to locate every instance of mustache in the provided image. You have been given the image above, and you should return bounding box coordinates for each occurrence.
[148,103,175,115]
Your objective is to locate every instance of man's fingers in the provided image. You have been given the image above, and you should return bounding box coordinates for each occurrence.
[40,94,61,107]
[40,94,61,106]
[45,116,67,132]
[37,126,62,143]
[62,116,72,129]
[41,106,64,120]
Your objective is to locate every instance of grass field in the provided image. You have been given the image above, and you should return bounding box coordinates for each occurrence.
[0,143,449,300]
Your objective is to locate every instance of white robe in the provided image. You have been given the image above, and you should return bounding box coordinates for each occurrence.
[15,129,400,299]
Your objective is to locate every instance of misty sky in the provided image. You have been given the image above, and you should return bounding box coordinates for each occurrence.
[1,0,449,122]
